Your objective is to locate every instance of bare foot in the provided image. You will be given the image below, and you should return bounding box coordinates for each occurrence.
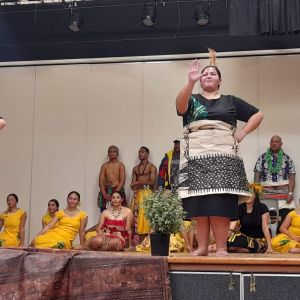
[72,244,86,250]
[184,245,192,253]
[289,248,300,254]
[191,248,208,256]
[216,249,228,256]
[208,244,216,252]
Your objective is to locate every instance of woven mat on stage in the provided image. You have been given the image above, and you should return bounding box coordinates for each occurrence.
[0,248,171,300]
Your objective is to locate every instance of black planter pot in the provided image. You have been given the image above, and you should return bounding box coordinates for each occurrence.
[150,232,170,256]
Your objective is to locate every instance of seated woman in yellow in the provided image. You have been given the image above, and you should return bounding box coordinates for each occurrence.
[0,193,27,247]
[32,191,87,250]
[42,199,60,228]
[271,209,300,253]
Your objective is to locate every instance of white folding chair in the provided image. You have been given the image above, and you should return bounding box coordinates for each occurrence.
[261,199,281,237]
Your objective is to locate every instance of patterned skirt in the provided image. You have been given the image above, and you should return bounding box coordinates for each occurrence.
[228,231,267,253]
[178,120,250,218]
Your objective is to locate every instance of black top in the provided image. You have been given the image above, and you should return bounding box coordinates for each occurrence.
[239,202,269,238]
[180,94,259,127]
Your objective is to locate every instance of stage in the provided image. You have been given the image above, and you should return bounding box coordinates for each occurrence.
[1,249,300,300]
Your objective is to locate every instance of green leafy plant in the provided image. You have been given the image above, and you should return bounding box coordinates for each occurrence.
[142,189,187,234]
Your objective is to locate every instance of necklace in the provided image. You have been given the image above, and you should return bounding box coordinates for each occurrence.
[138,161,148,176]
[266,148,283,174]
[111,207,122,219]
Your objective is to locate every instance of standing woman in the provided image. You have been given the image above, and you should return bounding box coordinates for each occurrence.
[32,191,87,250]
[42,199,60,228]
[176,56,263,256]
[0,194,27,247]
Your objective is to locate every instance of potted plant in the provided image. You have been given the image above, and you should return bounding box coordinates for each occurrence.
[142,188,187,256]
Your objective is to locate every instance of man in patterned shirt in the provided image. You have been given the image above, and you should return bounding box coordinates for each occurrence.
[157,140,180,190]
[254,135,296,228]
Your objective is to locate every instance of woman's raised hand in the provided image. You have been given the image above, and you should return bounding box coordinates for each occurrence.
[188,59,202,83]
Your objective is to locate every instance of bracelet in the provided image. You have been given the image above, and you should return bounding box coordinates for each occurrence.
[288,192,294,196]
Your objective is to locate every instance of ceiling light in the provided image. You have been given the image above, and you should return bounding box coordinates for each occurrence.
[194,1,209,27]
[68,1,82,33]
[142,1,156,27]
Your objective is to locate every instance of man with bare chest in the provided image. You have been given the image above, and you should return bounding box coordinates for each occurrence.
[98,145,126,211]
[131,146,157,240]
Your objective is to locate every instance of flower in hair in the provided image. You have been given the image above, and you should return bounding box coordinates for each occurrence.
[248,182,263,197]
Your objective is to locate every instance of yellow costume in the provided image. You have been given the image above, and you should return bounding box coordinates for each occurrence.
[271,210,300,253]
[136,233,185,253]
[0,209,25,247]
[131,188,152,234]
[42,213,53,226]
[34,209,87,250]
[85,230,97,242]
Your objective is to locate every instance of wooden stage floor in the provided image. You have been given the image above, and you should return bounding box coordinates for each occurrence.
[1,248,300,299]
[122,250,300,273]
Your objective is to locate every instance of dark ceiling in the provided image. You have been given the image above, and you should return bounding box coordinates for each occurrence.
[0,0,300,63]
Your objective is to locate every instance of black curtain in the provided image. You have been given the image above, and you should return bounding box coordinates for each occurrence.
[229,0,300,36]
[286,0,300,32]
[229,0,259,36]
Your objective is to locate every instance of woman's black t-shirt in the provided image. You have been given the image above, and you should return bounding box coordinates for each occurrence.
[239,202,269,238]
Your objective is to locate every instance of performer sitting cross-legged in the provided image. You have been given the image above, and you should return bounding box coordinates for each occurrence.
[227,183,273,253]
[87,191,133,251]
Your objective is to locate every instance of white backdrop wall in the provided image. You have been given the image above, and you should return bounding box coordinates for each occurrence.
[0,55,299,244]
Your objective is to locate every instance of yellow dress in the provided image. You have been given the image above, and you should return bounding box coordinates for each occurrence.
[131,188,152,234]
[271,210,300,253]
[85,230,97,242]
[0,209,25,247]
[35,209,87,250]
[42,213,53,226]
[136,233,185,253]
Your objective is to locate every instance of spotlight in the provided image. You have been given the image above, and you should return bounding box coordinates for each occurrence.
[68,1,82,33]
[194,1,209,26]
[142,1,156,27]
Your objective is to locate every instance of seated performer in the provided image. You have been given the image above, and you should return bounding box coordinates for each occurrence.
[87,191,133,251]
[98,145,126,211]
[42,199,59,228]
[271,209,300,253]
[32,191,87,250]
[0,194,27,247]
[227,183,273,253]
[130,146,157,243]
[0,116,6,130]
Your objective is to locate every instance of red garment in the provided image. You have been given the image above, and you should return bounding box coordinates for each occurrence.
[100,218,129,245]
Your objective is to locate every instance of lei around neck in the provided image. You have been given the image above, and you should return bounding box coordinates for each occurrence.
[266,148,283,174]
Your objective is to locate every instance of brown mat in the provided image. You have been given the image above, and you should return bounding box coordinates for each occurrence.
[0,248,171,300]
